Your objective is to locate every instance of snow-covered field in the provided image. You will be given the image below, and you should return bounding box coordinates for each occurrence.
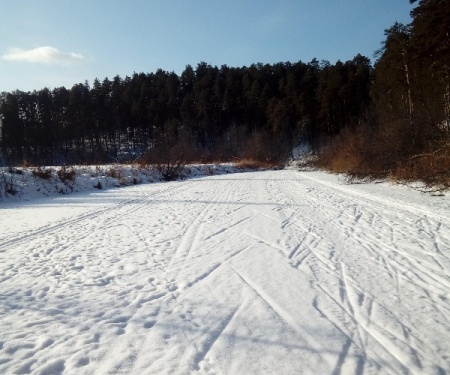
[1,169,449,375]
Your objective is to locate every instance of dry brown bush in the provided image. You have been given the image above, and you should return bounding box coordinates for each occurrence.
[317,119,415,180]
[105,167,122,179]
[314,128,365,175]
[394,142,450,192]
[235,158,284,170]
[57,166,76,182]
[241,130,289,167]
[315,118,450,191]
[141,141,193,181]
[32,167,53,180]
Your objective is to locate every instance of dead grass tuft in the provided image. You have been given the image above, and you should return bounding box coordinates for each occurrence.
[58,166,76,182]
[235,158,284,170]
[32,167,53,180]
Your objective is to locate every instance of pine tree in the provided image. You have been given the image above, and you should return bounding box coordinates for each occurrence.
[410,0,450,130]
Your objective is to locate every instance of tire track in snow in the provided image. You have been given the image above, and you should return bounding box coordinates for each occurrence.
[192,307,238,372]
[291,174,450,269]
[167,180,233,269]
[231,266,327,364]
[203,217,250,241]
[279,175,450,296]
[339,262,369,371]
[2,190,184,287]
[353,230,450,292]
[0,196,141,251]
[167,178,250,274]
[259,175,378,372]
[297,172,450,224]
[265,172,449,374]
[317,260,432,359]
[184,245,252,290]
[14,183,199,281]
[0,180,210,375]
[0,181,192,253]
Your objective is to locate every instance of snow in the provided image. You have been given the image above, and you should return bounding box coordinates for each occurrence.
[1,169,449,375]
[0,164,239,203]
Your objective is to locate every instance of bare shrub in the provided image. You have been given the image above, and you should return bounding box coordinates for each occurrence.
[32,167,53,180]
[106,167,126,185]
[21,160,35,168]
[58,166,76,182]
[154,144,188,181]
[314,127,367,176]
[105,167,122,179]
[394,142,450,192]
[315,117,450,191]
[93,166,103,177]
[142,129,196,181]
[296,155,318,172]
[102,166,131,186]
[241,130,289,169]
[235,158,284,170]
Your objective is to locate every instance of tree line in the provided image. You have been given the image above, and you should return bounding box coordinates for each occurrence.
[0,56,372,165]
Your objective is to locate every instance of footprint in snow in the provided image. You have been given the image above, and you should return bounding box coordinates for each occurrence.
[143,320,156,329]
[75,356,90,367]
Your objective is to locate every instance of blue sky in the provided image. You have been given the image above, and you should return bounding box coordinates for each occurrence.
[1,0,415,93]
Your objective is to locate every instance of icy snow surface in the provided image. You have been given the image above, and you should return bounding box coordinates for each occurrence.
[1,169,450,375]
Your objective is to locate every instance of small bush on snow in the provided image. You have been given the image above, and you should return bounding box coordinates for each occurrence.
[235,158,284,170]
[58,166,76,182]
[32,167,53,180]
[105,167,122,179]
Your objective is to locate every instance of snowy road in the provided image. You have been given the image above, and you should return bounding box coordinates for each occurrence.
[1,170,450,375]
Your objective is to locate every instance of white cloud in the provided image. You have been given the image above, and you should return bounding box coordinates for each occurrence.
[2,46,85,65]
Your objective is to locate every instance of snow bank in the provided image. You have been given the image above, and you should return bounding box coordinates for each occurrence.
[0,164,240,203]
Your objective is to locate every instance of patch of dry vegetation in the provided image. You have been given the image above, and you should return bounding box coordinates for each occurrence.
[314,121,450,192]
[57,166,76,182]
[234,158,284,170]
[32,167,53,180]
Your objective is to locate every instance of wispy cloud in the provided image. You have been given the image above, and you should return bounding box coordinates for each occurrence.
[259,6,290,32]
[2,46,85,65]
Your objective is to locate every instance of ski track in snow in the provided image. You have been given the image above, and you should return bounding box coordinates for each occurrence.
[0,170,449,375]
